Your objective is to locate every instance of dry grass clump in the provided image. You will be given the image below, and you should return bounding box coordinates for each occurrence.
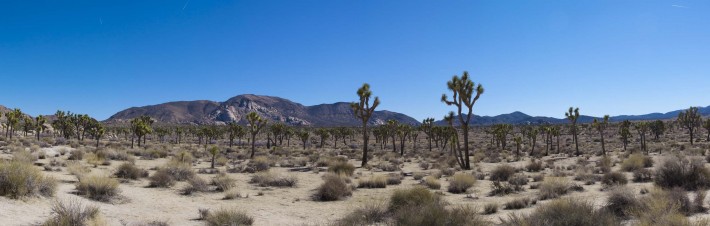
[526,159,544,172]
[203,208,254,226]
[389,187,489,226]
[66,161,91,177]
[114,163,148,180]
[386,174,402,185]
[358,175,388,189]
[68,149,85,160]
[212,173,236,192]
[602,171,628,186]
[328,160,355,176]
[424,176,441,189]
[500,198,620,226]
[75,175,120,202]
[314,173,352,201]
[633,168,653,182]
[490,164,516,181]
[249,171,298,187]
[150,161,195,188]
[0,160,57,199]
[538,177,572,200]
[504,197,536,210]
[655,156,710,190]
[149,169,175,188]
[621,154,653,172]
[483,203,498,215]
[250,156,271,172]
[605,187,639,218]
[631,189,709,226]
[332,202,388,226]
[182,176,210,195]
[448,173,476,194]
[12,150,37,163]
[42,199,102,226]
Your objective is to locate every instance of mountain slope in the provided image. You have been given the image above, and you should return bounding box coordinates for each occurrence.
[106,94,420,126]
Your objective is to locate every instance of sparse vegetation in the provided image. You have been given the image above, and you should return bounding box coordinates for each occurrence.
[76,175,120,202]
[0,160,57,199]
[447,173,476,194]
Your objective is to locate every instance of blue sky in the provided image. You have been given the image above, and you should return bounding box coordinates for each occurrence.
[1,0,708,121]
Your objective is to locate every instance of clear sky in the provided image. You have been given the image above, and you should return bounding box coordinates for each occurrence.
[1,0,708,121]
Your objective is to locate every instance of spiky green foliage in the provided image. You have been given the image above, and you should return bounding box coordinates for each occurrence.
[678,107,702,145]
[246,112,267,158]
[351,83,380,166]
[593,115,610,155]
[619,120,633,152]
[565,107,581,156]
[441,71,484,170]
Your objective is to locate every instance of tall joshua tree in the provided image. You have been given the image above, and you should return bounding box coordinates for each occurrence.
[704,119,710,142]
[635,122,649,154]
[420,118,435,152]
[441,71,484,170]
[34,115,47,141]
[298,129,310,150]
[246,112,267,158]
[678,107,702,145]
[619,120,632,152]
[351,83,380,167]
[592,115,610,155]
[565,107,581,156]
[4,108,22,139]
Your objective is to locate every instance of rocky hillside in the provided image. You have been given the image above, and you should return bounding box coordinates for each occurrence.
[106,94,420,126]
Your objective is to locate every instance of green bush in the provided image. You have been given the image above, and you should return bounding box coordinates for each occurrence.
[204,208,254,226]
[447,173,476,194]
[0,160,57,199]
[76,175,119,202]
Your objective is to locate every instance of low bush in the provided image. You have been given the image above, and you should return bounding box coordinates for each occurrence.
[500,198,620,226]
[358,175,387,189]
[538,177,571,200]
[68,149,84,160]
[655,156,710,190]
[181,176,209,195]
[204,208,254,226]
[251,157,271,172]
[602,171,628,186]
[386,174,402,185]
[621,154,653,172]
[490,165,516,181]
[605,187,639,218]
[0,160,57,199]
[42,199,101,226]
[328,160,355,176]
[526,160,544,172]
[483,203,498,215]
[249,171,297,187]
[632,168,653,182]
[423,176,441,189]
[504,197,535,210]
[447,173,476,194]
[149,169,175,188]
[333,202,388,226]
[314,174,351,201]
[389,187,489,225]
[76,175,119,202]
[114,163,148,180]
[212,173,236,192]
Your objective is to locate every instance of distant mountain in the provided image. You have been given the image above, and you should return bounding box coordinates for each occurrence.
[106,94,420,126]
[436,106,710,126]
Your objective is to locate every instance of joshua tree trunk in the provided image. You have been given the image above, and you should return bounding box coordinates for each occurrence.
[250,134,257,158]
[600,131,606,155]
[361,122,369,166]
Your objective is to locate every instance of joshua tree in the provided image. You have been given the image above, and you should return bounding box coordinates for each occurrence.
[351,83,380,166]
[86,119,105,148]
[397,124,412,156]
[227,122,245,147]
[619,120,632,152]
[443,112,465,168]
[441,71,484,170]
[297,129,309,150]
[386,119,398,152]
[208,146,219,169]
[4,108,22,139]
[130,116,153,148]
[34,115,47,141]
[551,126,561,153]
[565,107,581,156]
[635,122,649,154]
[592,115,610,155]
[649,120,666,141]
[22,115,33,137]
[421,118,435,152]
[678,107,702,145]
[513,135,522,159]
[523,126,539,156]
[246,112,267,158]
[315,128,330,148]
[492,124,512,150]
[704,119,710,142]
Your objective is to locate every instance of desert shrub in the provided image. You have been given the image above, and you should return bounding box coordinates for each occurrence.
[490,165,516,181]
[76,175,119,202]
[386,174,402,185]
[575,172,601,185]
[605,187,639,218]
[68,149,84,160]
[633,168,653,182]
[448,173,476,194]
[526,160,544,172]
[632,189,699,226]
[390,187,489,225]
[508,174,528,188]
[655,156,710,190]
[424,176,441,189]
[164,161,195,181]
[621,154,653,172]
[114,163,148,180]
[489,181,517,196]
[500,198,620,226]
[599,156,613,173]
[0,160,57,198]
[666,187,693,215]
[377,162,399,172]
[182,176,209,195]
[532,174,545,182]
[66,162,91,177]
[204,208,254,226]
[327,160,355,176]
[251,156,271,172]
[223,189,243,200]
[504,197,535,210]
[314,174,351,201]
[42,199,100,226]
[413,172,426,180]
[212,173,236,192]
[13,150,37,163]
[441,168,455,177]
[249,171,297,187]
[483,203,498,215]
[149,169,175,188]
[358,175,387,189]
[538,177,571,200]
[602,171,628,186]
[333,202,388,226]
